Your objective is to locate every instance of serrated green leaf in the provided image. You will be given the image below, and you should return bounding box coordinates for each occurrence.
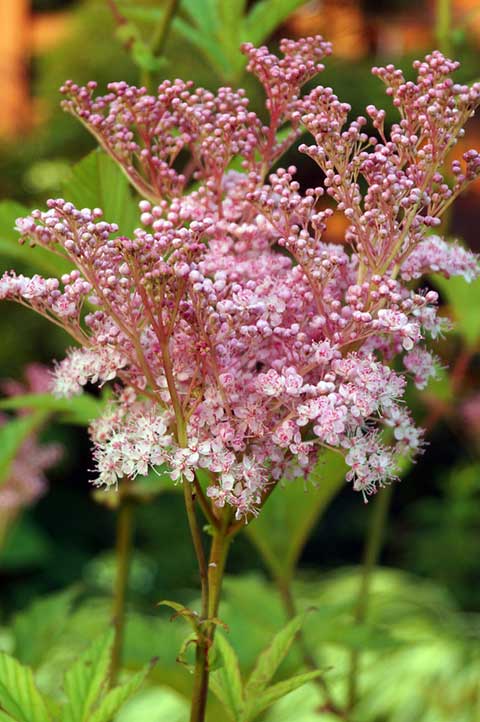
[210,633,244,720]
[244,615,306,700]
[246,452,346,581]
[13,588,77,667]
[61,630,114,722]
[0,201,72,276]
[88,664,152,722]
[62,151,139,236]
[242,0,306,46]
[243,670,323,721]
[0,411,48,487]
[0,653,51,722]
[0,393,104,426]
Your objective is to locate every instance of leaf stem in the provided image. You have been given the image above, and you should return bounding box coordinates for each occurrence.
[346,484,393,714]
[110,493,134,686]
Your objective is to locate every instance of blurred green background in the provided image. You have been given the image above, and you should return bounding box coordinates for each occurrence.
[1,1,480,720]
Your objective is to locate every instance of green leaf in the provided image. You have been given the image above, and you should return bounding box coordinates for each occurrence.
[0,201,72,276]
[246,451,346,581]
[0,411,48,487]
[13,589,78,668]
[173,17,231,77]
[243,670,323,721]
[0,711,17,722]
[244,614,306,700]
[62,151,139,236]
[0,393,104,426]
[210,633,244,720]
[433,274,480,348]
[0,653,51,722]
[88,664,152,722]
[180,0,220,34]
[242,0,306,46]
[115,687,189,722]
[61,631,114,722]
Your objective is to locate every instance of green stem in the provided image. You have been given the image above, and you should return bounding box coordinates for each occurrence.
[346,484,393,714]
[435,0,452,56]
[140,0,180,90]
[110,496,134,686]
[189,508,232,722]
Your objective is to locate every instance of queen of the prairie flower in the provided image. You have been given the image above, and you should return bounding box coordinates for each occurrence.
[1,37,479,518]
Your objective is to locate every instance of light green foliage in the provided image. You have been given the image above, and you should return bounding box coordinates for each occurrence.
[115,687,188,722]
[433,274,480,349]
[118,0,306,84]
[0,394,104,427]
[1,570,479,721]
[246,451,347,582]
[211,614,322,722]
[61,631,114,722]
[0,631,151,722]
[0,654,51,722]
[0,412,49,488]
[12,589,77,669]
[62,151,139,237]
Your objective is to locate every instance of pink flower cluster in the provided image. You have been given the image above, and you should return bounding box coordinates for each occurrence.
[2,38,479,516]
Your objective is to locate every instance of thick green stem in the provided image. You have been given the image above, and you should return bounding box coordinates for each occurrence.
[110,496,134,686]
[435,0,452,56]
[346,484,393,714]
[189,509,232,722]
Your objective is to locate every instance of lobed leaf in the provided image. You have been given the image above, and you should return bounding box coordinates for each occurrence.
[242,670,323,721]
[0,653,51,722]
[244,614,306,700]
[210,633,244,720]
[61,630,114,722]
[87,664,152,722]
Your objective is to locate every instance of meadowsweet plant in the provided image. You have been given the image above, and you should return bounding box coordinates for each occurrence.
[1,36,480,720]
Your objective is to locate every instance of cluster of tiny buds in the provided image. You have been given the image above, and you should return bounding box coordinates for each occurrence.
[2,37,480,517]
